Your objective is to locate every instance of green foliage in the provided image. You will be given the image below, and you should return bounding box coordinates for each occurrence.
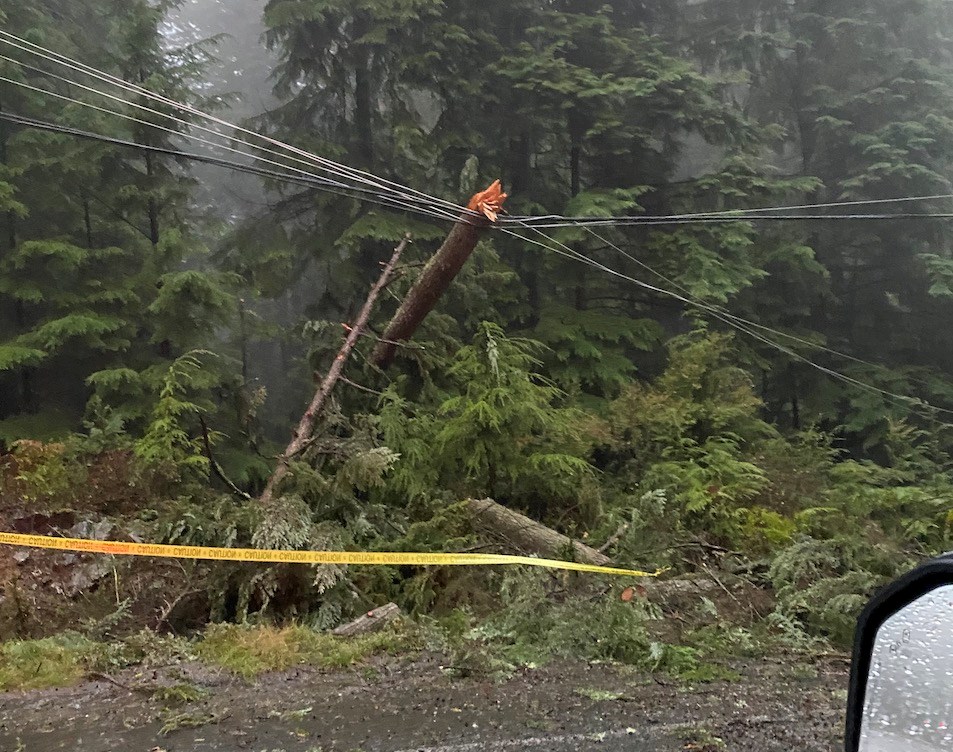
[196,623,414,679]
[529,304,662,396]
[133,351,213,483]
[0,633,100,690]
[768,537,884,646]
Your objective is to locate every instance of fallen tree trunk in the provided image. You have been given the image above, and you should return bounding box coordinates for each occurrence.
[467,497,611,566]
[371,181,506,368]
[259,235,410,508]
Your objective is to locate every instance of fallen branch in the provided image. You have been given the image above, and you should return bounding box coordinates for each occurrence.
[372,181,506,368]
[467,497,611,566]
[259,234,410,508]
[597,522,630,554]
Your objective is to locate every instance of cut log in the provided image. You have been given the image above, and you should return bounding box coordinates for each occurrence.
[332,603,400,637]
[371,181,507,368]
[467,497,611,566]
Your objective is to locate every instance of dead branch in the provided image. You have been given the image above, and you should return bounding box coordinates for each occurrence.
[259,234,410,508]
[199,415,251,500]
[597,522,630,554]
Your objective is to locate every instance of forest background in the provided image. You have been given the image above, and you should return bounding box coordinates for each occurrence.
[2,0,953,680]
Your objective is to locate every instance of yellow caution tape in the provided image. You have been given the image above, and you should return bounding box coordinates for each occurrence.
[0,531,662,578]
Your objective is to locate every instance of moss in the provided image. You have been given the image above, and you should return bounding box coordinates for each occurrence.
[0,633,101,691]
[196,624,414,679]
[676,663,742,684]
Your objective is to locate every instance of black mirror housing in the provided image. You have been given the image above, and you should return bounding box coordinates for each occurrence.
[846,553,953,751]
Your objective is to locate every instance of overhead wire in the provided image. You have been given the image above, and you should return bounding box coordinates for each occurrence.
[584,226,948,395]
[9,94,953,232]
[502,212,953,228]
[3,30,953,419]
[7,42,953,229]
[497,221,953,422]
[0,53,463,224]
[502,193,953,228]
[0,76,459,225]
[582,225,938,383]
[0,29,472,221]
[0,111,465,222]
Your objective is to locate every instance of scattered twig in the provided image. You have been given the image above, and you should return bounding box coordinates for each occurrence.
[701,563,740,604]
[340,376,385,396]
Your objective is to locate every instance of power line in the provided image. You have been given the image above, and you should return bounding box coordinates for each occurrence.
[497,221,953,421]
[502,193,953,227]
[0,111,462,223]
[582,225,941,388]
[0,30,471,221]
[0,53,454,223]
[503,212,953,228]
[0,77,461,226]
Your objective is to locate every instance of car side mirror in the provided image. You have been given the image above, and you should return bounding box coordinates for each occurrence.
[846,554,953,751]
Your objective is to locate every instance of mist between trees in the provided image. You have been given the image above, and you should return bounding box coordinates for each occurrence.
[2,0,953,660]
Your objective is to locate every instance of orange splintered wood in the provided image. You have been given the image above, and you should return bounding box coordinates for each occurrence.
[467,179,508,222]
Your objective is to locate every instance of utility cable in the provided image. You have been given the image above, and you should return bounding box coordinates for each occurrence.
[0,77,458,224]
[0,30,471,221]
[497,221,953,421]
[0,110,461,223]
[0,53,460,223]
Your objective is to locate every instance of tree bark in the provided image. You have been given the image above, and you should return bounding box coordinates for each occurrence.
[332,603,400,636]
[371,214,490,368]
[258,234,410,507]
[467,497,611,566]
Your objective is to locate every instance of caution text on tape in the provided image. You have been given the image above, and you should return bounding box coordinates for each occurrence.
[0,532,662,578]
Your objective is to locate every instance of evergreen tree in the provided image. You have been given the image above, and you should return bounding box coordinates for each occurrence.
[0,0,237,441]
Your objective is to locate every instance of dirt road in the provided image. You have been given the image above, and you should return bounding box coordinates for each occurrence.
[0,653,847,752]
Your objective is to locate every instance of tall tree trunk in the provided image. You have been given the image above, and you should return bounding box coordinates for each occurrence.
[83,197,94,249]
[144,152,160,248]
[568,107,585,198]
[569,108,586,310]
[0,100,33,413]
[353,13,375,169]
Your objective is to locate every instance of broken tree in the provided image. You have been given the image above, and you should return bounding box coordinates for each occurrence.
[467,498,611,566]
[372,180,507,368]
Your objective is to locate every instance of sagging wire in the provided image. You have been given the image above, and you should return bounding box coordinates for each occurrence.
[582,225,941,388]
[0,77,460,225]
[497,221,953,423]
[502,194,953,228]
[0,53,461,225]
[0,110,461,224]
[0,29,472,222]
